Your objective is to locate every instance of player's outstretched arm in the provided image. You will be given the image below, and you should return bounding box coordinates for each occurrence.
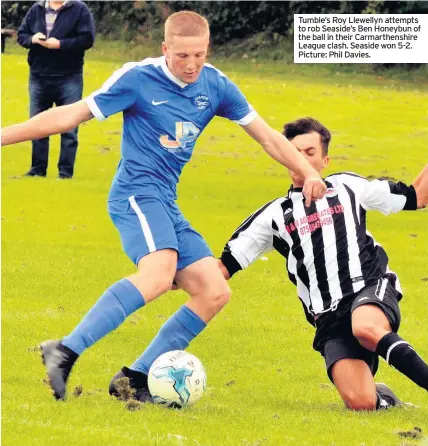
[219,199,277,281]
[352,165,428,215]
[412,164,428,209]
[242,116,326,206]
[1,100,94,147]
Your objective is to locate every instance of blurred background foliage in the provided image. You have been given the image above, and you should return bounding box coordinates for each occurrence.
[2,1,428,66]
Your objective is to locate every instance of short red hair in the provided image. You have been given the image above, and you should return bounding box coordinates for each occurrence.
[165,11,210,43]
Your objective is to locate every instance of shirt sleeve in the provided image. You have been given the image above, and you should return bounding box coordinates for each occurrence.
[216,76,257,126]
[85,63,139,121]
[17,6,36,49]
[360,179,417,214]
[220,200,277,277]
[329,173,417,215]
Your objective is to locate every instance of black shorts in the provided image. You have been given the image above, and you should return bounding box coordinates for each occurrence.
[312,275,401,382]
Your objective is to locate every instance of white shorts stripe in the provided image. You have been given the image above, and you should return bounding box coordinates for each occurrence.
[129,196,156,253]
[376,278,388,301]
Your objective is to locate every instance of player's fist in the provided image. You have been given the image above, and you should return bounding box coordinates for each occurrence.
[413,164,428,209]
[217,258,231,280]
[303,176,327,207]
[32,32,46,44]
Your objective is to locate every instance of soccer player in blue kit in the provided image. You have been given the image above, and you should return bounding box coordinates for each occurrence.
[1,11,326,401]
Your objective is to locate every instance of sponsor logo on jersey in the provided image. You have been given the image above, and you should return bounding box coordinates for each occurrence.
[193,95,210,110]
[285,204,344,235]
[152,99,169,106]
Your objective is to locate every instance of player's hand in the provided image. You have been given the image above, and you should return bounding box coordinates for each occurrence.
[217,259,230,280]
[413,164,428,209]
[303,176,327,207]
[39,37,60,50]
[31,32,46,44]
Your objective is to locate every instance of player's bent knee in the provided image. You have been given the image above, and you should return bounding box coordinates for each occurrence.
[205,286,231,312]
[352,323,382,347]
[343,391,377,411]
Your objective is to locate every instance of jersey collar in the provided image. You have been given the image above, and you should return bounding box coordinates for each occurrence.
[160,57,188,89]
[287,179,329,197]
[287,184,303,195]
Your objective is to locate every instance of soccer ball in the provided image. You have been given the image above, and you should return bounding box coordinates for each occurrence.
[148,350,207,408]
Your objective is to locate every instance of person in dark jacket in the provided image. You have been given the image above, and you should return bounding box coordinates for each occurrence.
[17,0,95,179]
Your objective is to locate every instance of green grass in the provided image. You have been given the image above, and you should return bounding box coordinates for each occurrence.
[2,41,428,446]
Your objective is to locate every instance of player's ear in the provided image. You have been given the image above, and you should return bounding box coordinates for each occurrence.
[162,42,168,56]
[322,155,330,169]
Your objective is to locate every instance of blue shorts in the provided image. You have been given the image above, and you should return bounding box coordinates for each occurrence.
[108,194,213,270]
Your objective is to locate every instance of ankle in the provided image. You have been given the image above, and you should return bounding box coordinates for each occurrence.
[124,366,148,387]
[58,343,79,362]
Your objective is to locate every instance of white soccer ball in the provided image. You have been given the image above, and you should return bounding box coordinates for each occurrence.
[148,350,207,408]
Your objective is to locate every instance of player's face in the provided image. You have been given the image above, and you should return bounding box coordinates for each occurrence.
[288,132,329,187]
[162,35,209,84]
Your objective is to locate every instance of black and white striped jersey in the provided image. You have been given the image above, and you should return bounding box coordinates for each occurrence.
[221,172,417,320]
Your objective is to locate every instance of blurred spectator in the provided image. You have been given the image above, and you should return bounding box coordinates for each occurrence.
[1,29,16,53]
[17,1,95,179]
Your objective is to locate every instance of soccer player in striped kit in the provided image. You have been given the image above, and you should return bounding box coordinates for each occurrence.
[1,12,327,401]
[218,117,428,411]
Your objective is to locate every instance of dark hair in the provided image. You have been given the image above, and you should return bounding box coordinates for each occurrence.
[283,117,331,155]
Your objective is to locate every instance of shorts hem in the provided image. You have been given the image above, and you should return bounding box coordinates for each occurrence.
[135,246,179,266]
[177,254,214,271]
[325,351,378,383]
[351,299,400,333]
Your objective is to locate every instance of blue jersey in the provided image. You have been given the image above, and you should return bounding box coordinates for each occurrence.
[86,56,257,201]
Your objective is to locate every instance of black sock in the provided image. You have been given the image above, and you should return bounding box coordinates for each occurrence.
[376,333,428,391]
[58,343,79,362]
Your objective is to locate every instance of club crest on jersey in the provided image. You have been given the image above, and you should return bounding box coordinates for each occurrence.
[325,188,338,198]
[193,95,210,110]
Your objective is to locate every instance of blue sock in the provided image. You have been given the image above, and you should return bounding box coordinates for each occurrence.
[130,305,206,374]
[62,278,145,355]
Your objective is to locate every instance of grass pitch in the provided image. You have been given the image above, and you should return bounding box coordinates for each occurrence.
[2,41,428,446]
